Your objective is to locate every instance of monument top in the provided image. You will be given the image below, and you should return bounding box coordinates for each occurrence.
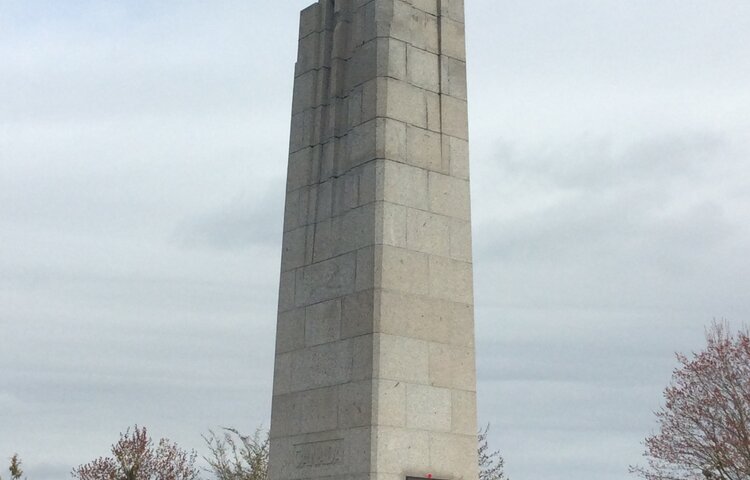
[269,1,477,479]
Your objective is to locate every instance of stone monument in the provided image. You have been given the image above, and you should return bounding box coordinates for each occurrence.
[269,1,477,479]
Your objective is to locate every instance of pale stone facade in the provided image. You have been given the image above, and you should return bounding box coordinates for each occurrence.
[270,1,477,479]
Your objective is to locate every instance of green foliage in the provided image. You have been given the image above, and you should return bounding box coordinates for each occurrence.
[479,425,509,480]
[1,454,24,480]
[203,428,269,480]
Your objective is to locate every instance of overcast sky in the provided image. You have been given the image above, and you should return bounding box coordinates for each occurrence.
[1,1,749,479]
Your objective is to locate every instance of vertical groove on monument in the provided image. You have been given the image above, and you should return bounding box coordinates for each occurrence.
[270,1,476,479]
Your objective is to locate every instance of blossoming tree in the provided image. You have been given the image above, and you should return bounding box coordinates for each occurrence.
[631,322,750,480]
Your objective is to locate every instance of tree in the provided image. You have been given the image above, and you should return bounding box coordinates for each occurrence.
[631,322,750,480]
[72,426,199,480]
[479,424,509,480]
[1,454,25,480]
[203,428,268,480]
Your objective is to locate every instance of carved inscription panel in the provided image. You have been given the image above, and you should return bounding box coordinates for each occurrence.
[295,439,344,469]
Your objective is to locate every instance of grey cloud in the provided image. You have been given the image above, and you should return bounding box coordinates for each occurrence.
[0,264,271,317]
[479,378,658,480]
[472,133,749,312]
[477,334,673,386]
[475,188,737,269]
[0,1,302,123]
[495,133,726,191]
[17,464,73,480]
[468,0,750,92]
[470,127,749,480]
[173,187,284,251]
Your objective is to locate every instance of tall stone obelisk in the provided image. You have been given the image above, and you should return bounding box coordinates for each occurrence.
[270,1,477,479]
